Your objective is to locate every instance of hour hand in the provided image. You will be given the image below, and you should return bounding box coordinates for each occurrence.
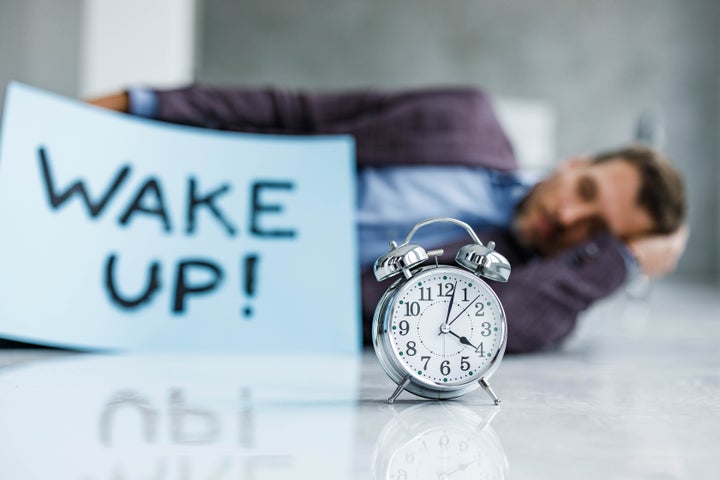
[448,330,478,350]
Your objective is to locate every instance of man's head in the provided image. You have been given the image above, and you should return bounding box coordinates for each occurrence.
[513,144,686,256]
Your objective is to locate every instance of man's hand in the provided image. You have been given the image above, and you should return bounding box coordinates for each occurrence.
[86,92,129,112]
[627,225,689,277]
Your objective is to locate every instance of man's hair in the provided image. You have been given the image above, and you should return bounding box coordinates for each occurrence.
[593,144,686,234]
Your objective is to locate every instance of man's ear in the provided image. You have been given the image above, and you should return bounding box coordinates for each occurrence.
[558,155,592,172]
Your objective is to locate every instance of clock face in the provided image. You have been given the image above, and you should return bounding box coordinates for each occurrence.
[386,267,505,388]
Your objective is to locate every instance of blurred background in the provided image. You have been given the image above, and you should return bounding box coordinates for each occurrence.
[1,0,718,282]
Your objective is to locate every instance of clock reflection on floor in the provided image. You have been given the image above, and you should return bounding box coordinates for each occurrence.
[372,403,508,479]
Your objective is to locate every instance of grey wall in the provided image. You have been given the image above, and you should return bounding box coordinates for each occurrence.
[195,0,720,280]
[0,0,83,110]
[0,0,718,279]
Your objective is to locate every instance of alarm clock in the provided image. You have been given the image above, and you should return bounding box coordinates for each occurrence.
[372,218,510,404]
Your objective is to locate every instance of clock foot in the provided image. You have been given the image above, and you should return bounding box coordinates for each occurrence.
[479,377,501,405]
[388,377,411,404]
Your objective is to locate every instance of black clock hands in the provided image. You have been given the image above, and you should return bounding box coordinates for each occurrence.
[437,287,484,353]
[438,294,481,335]
[448,294,480,327]
[438,281,459,335]
[443,281,458,326]
[448,330,479,350]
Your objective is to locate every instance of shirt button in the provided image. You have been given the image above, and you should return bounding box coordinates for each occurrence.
[584,243,600,258]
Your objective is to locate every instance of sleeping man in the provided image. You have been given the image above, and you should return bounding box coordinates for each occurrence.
[86,85,688,353]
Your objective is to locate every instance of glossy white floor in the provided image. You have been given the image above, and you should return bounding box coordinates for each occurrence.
[0,277,718,480]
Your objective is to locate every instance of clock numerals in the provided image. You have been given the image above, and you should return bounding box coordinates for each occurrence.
[405,301,420,316]
[435,356,478,377]
[440,360,451,376]
[480,321,492,337]
[388,269,504,388]
[398,320,410,336]
[462,287,477,302]
[437,282,455,297]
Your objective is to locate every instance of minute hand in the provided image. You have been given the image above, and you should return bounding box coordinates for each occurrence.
[447,294,480,327]
[442,281,459,326]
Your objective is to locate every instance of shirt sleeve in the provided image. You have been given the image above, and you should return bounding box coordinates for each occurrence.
[127,87,159,118]
[490,231,630,353]
[144,84,517,170]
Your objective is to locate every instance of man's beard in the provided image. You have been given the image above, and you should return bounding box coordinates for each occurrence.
[512,188,608,257]
[510,186,552,253]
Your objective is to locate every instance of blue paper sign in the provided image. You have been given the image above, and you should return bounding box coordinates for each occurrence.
[0,83,359,353]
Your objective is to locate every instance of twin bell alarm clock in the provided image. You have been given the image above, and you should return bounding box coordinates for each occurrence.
[371,218,511,404]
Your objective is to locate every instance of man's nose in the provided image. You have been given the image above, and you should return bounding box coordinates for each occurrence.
[556,202,597,226]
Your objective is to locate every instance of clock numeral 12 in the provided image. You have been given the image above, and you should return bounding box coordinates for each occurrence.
[437,282,455,297]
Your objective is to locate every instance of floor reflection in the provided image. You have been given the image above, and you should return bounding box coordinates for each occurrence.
[372,403,507,480]
[0,353,360,480]
[4,279,719,479]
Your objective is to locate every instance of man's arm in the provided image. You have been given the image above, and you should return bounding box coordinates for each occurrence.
[88,85,516,171]
[494,228,689,352]
[490,232,629,353]
[87,91,129,112]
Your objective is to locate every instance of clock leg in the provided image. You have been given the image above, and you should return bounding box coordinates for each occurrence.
[479,377,501,405]
[387,377,411,404]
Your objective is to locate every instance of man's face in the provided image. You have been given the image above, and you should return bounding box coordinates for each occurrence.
[513,157,655,256]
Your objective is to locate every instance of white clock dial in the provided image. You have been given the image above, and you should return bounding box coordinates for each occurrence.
[387,267,505,388]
